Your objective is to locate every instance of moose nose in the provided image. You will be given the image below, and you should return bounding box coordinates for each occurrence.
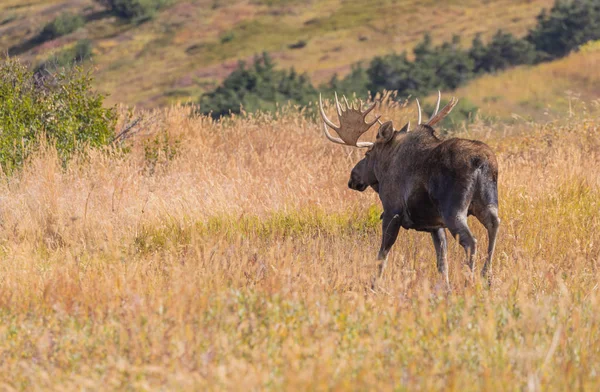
[348,178,364,191]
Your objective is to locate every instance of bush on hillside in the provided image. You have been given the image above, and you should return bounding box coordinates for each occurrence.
[199,53,317,118]
[527,0,600,60]
[38,12,85,41]
[365,34,473,98]
[321,64,370,99]
[0,58,116,174]
[366,52,418,97]
[94,0,170,22]
[36,40,94,74]
[414,34,474,91]
[470,31,536,74]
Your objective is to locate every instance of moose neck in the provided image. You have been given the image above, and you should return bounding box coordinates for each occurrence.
[374,125,442,191]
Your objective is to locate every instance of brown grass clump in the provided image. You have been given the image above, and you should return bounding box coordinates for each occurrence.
[0,100,599,390]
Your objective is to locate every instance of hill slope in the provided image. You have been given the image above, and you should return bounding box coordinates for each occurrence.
[452,42,600,120]
[1,0,555,107]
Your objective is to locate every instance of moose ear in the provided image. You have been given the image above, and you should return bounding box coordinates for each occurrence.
[397,122,409,133]
[376,121,395,143]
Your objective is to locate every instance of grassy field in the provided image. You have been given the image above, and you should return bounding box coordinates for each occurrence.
[0,0,555,107]
[0,99,599,389]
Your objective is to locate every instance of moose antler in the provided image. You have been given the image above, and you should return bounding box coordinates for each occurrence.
[427,95,459,127]
[415,91,459,127]
[319,93,381,148]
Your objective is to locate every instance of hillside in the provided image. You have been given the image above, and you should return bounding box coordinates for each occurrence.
[453,41,600,120]
[406,42,600,122]
[1,0,555,108]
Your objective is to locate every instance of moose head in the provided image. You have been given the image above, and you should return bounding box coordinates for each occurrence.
[319,92,459,193]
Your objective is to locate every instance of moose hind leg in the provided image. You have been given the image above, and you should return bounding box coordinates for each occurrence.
[445,215,478,275]
[431,228,449,289]
[479,205,500,283]
[372,212,402,290]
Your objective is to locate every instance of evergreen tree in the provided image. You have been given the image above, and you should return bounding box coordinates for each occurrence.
[430,35,473,90]
[411,33,439,93]
[527,0,600,60]
[366,52,419,96]
[366,35,472,97]
[199,53,316,118]
[322,64,370,98]
[469,34,489,75]
[471,30,536,73]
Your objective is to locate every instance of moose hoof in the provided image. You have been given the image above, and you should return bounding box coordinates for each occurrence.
[370,276,379,292]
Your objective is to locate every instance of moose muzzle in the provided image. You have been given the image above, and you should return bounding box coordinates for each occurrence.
[348,177,368,192]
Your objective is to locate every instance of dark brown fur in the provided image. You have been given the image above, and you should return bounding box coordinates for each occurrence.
[349,122,500,289]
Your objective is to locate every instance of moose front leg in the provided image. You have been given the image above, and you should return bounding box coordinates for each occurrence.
[431,228,450,291]
[372,212,402,290]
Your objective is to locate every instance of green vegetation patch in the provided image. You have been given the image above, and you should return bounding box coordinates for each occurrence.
[0,58,116,174]
[38,12,85,42]
[37,39,94,73]
[133,205,382,254]
[199,53,317,118]
[94,0,171,23]
[527,0,600,60]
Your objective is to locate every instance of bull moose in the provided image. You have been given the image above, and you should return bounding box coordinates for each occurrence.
[319,92,500,290]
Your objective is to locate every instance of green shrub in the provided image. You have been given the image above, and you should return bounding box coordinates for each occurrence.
[288,40,307,49]
[199,53,317,118]
[470,31,536,74]
[364,34,473,98]
[0,58,116,174]
[38,12,85,41]
[322,64,370,98]
[365,52,417,96]
[73,39,94,61]
[413,34,474,91]
[37,39,94,73]
[94,0,170,22]
[220,31,235,43]
[527,0,600,60]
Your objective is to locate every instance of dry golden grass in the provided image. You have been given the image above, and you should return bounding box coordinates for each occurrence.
[1,100,600,390]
